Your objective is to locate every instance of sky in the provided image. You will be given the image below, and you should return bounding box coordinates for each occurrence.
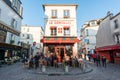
[21,0,120,33]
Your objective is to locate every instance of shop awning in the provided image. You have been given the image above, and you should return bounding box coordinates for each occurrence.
[40,37,79,44]
[96,44,120,51]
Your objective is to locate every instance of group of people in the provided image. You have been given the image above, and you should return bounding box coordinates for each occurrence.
[22,52,84,69]
[88,51,107,67]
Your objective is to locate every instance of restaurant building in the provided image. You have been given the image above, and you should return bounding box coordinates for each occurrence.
[41,4,79,58]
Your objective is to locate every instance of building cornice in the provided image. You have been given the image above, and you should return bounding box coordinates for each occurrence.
[43,4,78,11]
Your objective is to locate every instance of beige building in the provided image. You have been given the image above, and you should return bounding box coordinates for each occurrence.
[96,12,120,63]
[20,25,44,53]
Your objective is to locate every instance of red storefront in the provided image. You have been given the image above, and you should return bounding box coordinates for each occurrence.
[41,37,79,58]
[96,44,120,63]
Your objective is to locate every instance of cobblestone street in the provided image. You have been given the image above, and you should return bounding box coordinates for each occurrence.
[0,61,120,80]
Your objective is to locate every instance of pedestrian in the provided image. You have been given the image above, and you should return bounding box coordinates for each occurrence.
[87,51,91,61]
[101,56,106,68]
[91,53,96,63]
[34,52,40,69]
[96,54,101,67]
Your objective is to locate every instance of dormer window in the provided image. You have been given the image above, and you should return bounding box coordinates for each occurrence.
[90,21,96,26]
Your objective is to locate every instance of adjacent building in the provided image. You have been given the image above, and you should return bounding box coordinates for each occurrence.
[80,19,101,54]
[20,25,44,54]
[96,12,120,63]
[0,0,23,60]
[41,4,79,58]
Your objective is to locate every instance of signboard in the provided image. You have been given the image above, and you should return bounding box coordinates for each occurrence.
[48,20,73,25]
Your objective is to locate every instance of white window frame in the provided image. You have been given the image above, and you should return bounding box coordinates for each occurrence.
[64,28,70,36]
[51,10,57,18]
[64,10,70,18]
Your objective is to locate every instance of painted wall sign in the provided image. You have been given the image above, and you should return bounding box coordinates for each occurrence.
[48,20,73,24]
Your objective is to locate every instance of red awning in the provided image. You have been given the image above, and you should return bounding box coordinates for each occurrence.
[40,37,79,44]
[96,44,120,51]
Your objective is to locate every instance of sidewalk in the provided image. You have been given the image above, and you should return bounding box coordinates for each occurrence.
[28,64,93,76]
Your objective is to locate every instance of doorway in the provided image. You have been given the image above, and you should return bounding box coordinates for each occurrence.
[55,46,65,61]
[109,51,115,63]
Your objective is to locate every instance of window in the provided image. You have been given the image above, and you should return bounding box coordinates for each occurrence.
[51,10,57,18]
[0,8,1,17]
[114,34,120,44]
[11,18,17,28]
[114,19,118,29]
[27,41,29,44]
[86,29,89,36]
[27,28,29,32]
[116,53,120,57]
[51,28,57,36]
[64,28,70,36]
[64,10,70,18]
[90,21,96,26]
[22,34,24,37]
[27,34,30,39]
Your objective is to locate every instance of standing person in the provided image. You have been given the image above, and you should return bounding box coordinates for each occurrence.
[101,56,106,68]
[96,54,101,67]
[87,51,91,61]
[34,52,40,69]
[92,53,96,63]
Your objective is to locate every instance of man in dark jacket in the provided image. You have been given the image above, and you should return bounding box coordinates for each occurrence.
[96,54,101,67]
[101,56,106,67]
[34,52,40,69]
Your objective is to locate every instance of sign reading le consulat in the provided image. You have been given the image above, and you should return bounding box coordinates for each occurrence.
[48,20,74,24]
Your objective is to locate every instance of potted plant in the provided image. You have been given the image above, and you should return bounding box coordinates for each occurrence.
[10,40,14,44]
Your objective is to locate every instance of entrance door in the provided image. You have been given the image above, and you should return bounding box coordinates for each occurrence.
[109,51,114,63]
[55,46,65,61]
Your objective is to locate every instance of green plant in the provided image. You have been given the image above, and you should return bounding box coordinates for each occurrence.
[10,40,14,44]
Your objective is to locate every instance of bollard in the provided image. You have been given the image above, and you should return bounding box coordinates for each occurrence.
[65,66,69,72]
[42,65,46,72]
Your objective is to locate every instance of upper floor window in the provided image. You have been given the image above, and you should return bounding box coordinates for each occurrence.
[64,10,70,18]
[86,29,89,36]
[27,41,29,44]
[27,28,29,32]
[51,10,57,18]
[27,34,30,39]
[22,34,24,37]
[0,8,1,17]
[51,27,57,36]
[64,28,70,36]
[11,18,15,28]
[114,19,118,29]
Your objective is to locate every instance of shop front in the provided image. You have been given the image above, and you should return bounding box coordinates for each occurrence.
[41,37,79,59]
[0,43,22,61]
[96,44,120,64]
